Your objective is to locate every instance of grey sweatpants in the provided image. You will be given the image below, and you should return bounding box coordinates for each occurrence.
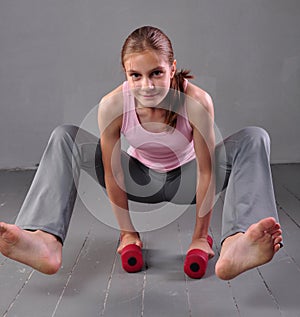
[15,125,279,244]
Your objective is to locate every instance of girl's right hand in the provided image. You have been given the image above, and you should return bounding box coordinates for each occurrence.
[117,231,143,254]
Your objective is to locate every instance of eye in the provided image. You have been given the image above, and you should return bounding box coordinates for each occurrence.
[152,70,163,77]
[129,73,141,80]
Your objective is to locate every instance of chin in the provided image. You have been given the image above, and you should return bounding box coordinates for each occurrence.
[136,95,162,108]
[141,93,170,108]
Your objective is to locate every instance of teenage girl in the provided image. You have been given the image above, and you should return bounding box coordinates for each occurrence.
[0,26,282,280]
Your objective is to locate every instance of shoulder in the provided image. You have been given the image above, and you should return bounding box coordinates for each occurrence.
[185,82,215,151]
[99,84,124,116]
[185,81,214,119]
[100,84,124,104]
[98,84,124,133]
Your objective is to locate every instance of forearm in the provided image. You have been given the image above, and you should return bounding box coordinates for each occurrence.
[193,172,215,239]
[105,175,136,233]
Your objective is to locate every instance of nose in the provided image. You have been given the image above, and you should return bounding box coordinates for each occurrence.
[141,77,154,90]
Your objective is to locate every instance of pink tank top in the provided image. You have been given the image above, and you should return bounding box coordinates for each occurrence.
[121,81,196,172]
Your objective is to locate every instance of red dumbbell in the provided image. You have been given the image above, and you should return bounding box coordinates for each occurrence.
[184,235,213,279]
[121,244,144,273]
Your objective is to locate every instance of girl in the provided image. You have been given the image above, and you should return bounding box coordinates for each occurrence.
[0,26,282,280]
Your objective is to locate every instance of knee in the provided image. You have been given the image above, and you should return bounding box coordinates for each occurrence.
[50,125,79,144]
[241,126,270,143]
[238,126,271,153]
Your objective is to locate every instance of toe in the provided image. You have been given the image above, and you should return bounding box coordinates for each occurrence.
[259,217,277,231]
[274,236,283,245]
[0,222,6,234]
[274,243,281,253]
[272,231,282,239]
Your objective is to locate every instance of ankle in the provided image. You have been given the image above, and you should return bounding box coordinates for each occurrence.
[34,230,62,244]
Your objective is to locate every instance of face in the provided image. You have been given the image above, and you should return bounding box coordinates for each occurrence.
[123,50,176,108]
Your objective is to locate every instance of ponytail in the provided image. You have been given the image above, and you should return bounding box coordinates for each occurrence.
[165,69,194,128]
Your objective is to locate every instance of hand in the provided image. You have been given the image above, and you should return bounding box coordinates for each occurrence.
[187,237,215,259]
[117,231,143,254]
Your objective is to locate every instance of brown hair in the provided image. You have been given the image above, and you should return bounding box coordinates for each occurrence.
[121,26,193,128]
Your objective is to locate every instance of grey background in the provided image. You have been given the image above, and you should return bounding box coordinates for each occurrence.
[0,0,299,169]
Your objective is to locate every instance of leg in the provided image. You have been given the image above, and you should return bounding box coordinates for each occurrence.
[214,127,282,279]
[15,125,100,242]
[0,125,99,274]
[1,125,173,274]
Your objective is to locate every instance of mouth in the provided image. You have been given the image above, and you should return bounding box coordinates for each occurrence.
[141,93,159,98]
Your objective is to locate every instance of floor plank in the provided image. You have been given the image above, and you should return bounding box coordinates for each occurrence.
[1,165,300,316]
[180,203,241,317]
[141,222,190,317]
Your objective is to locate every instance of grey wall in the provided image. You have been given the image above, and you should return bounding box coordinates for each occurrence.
[0,0,299,168]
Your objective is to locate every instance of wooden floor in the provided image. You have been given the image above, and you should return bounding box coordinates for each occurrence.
[0,164,300,317]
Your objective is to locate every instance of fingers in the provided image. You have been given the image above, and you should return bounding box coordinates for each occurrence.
[117,237,143,254]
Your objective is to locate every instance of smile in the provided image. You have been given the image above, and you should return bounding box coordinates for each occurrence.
[141,93,159,98]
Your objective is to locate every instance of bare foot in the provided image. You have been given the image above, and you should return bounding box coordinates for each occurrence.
[215,217,282,280]
[0,222,62,274]
[117,232,143,254]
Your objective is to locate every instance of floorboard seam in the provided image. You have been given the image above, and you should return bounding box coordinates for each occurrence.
[140,271,147,317]
[141,237,148,317]
[281,249,300,272]
[227,281,241,317]
[276,203,300,229]
[2,269,35,317]
[282,184,300,203]
[177,222,192,317]
[51,229,91,317]
[210,227,241,317]
[256,268,283,316]
[100,247,118,316]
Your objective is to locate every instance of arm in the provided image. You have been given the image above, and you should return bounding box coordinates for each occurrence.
[98,89,136,235]
[186,83,216,252]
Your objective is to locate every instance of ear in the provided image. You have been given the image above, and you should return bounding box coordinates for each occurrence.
[170,59,177,78]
